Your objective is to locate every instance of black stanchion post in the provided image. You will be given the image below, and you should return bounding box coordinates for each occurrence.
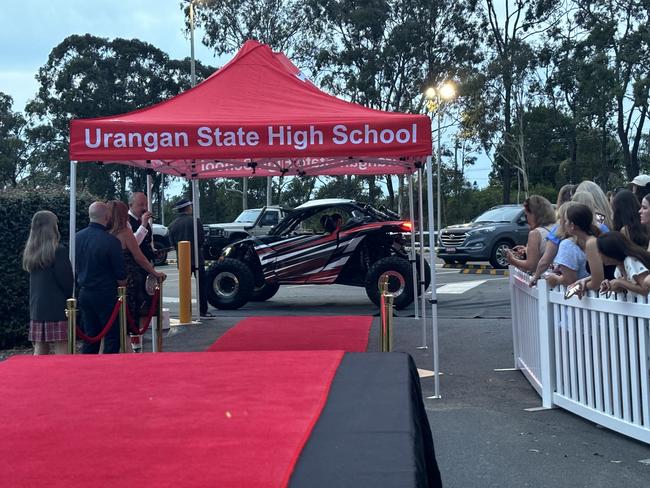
[66,298,77,355]
[118,286,127,353]
[155,284,163,352]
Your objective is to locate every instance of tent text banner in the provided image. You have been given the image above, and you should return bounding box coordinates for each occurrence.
[71,121,428,161]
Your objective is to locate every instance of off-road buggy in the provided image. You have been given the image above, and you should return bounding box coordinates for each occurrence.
[206,198,431,310]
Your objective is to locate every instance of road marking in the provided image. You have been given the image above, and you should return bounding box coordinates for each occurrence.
[436,280,487,294]
[163,298,197,303]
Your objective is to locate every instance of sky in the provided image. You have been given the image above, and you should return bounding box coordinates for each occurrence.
[0,0,492,190]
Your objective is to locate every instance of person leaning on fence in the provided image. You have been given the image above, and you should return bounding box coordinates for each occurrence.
[612,189,649,248]
[75,202,127,354]
[595,231,650,296]
[506,195,555,273]
[108,200,166,329]
[544,203,604,291]
[168,198,213,318]
[22,210,74,355]
[529,185,576,286]
[638,194,650,251]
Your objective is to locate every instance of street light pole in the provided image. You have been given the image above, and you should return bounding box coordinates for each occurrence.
[436,96,442,236]
[425,81,456,241]
[189,1,196,87]
[188,0,201,322]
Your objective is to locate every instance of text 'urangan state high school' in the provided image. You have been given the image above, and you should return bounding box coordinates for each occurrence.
[83,124,419,153]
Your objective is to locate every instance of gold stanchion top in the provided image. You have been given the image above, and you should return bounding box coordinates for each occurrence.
[380,276,389,294]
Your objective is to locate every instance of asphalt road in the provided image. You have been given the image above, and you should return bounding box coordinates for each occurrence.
[157,262,510,319]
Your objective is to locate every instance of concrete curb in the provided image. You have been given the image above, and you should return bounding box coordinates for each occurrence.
[460,268,509,276]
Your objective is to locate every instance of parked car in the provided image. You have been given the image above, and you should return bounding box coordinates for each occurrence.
[152,223,172,266]
[205,198,431,310]
[203,206,290,259]
[437,204,529,269]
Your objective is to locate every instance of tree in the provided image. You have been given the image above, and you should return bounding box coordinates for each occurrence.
[188,0,313,63]
[0,93,28,189]
[25,34,214,198]
[573,0,650,180]
[470,0,563,203]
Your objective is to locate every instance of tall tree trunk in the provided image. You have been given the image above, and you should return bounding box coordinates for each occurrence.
[502,77,512,203]
[386,175,395,210]
[616,95,633,180]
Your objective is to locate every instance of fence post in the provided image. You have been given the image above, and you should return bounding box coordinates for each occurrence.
[509,266,520,369]
[66,298,77,355]
[537,279,554,408]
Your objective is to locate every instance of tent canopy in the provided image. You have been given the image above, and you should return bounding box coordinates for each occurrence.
[69,40,431,178]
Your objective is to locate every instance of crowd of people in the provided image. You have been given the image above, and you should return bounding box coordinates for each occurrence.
[506,176,650,298]
[22,192,211,355]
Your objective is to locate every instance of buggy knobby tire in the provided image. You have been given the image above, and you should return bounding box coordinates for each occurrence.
[206,258,254,310]
[250,282,280,302]
[365,256,414,310]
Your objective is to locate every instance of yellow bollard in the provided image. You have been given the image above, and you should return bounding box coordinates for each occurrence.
[379,276,394,352]
[118,286,128,353]
[66,298,77,355]
[178,240,192,324]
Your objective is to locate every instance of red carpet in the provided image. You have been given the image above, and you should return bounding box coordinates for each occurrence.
[0,351,343,488]
[207,315,372,352]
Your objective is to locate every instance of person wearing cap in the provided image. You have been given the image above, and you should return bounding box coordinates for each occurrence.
[630,175,650,204]
[168,198,213,317]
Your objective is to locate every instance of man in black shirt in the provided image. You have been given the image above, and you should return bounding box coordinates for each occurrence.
[168,198,212,317]
[75,202,127,353]
[128,192,154,262]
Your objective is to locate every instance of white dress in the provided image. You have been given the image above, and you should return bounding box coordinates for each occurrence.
[614,257,649,283]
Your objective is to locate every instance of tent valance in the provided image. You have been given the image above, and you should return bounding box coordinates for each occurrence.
[69,40,431,177]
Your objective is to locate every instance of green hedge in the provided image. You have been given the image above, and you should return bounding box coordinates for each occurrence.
[0,187,96,348]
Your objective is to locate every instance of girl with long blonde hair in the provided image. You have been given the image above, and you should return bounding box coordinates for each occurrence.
[23,210,73,355]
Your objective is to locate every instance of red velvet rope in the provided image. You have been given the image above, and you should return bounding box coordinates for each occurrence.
[126,289,160,336]
[75,298,122,344]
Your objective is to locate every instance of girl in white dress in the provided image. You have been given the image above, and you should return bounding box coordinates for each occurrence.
[596,231,650,295]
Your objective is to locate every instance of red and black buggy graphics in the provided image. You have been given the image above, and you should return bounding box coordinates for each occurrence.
[205,201,431,309]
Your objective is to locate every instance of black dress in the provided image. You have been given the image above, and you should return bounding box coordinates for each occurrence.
[123,249,150,319]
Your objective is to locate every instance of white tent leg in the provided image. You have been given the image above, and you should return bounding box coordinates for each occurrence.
[69,160,77,291]
[425,156,440,399]
[417,168,427,320]
[191,179,201,322]
[146,173,158,352]
[407,174,419,320]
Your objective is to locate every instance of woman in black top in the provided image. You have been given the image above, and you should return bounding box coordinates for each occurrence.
[22,210,73,355]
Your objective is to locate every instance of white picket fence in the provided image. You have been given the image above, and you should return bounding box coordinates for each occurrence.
[509,266,650,444]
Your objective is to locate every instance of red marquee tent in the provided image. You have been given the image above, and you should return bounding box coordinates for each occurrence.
[67,40,440,396]
[69,40,431,177]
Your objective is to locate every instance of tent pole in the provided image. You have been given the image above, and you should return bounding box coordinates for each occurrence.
[69,160,77,291]
[407,174,419,320]
[146,172,158,352]
[161,174,165,226]
[266,176,272,206]
[417,168,427,321]
[425,155,440,399]
[191,179,201,322]
[146,172,154,250]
